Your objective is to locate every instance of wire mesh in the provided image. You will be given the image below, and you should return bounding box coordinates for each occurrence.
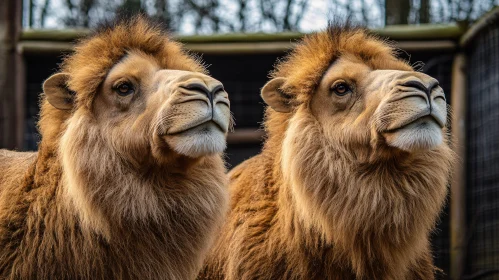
[465,13,499,280]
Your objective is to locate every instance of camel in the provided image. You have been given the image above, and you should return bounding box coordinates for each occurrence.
[0,16,231,280]
[199,24,454,280]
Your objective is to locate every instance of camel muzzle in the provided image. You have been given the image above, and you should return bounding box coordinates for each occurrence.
[371,72,448,151]
[154,71,231,136]
[383,79,447,132]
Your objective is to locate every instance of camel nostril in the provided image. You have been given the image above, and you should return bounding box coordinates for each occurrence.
[210,84,225,96]
[399,80,435,105]
[400,80,429,94]
[180,83,213,101]
[428,80,440,92]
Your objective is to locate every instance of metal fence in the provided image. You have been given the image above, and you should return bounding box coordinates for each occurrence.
[465,9,499,280]
[424,55,454,278]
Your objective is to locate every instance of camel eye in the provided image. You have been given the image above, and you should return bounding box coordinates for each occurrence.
[115,82,135,96]
[331,82,351,96]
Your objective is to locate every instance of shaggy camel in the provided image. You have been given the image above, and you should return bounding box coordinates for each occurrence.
[199,24,454,280]
[0,16,231,280]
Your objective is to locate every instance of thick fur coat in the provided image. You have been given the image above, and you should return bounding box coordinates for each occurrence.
[199,25,454,280]
[0,16,228,280]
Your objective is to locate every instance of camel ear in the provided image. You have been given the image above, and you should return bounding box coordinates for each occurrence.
[43,73,74,110]
[261,77,294,113]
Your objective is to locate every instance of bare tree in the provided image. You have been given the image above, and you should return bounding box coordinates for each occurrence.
[28,0,34,27]
[22,0,499,32]
[385,0,411,25]
[185,0,222,32]
[237,0,248,31]
[39,0,51,27]
[118,0,143,15]
[154,0,172,28]
[63,0,97,27]
[259,0,309,31]
[419,0,430,23]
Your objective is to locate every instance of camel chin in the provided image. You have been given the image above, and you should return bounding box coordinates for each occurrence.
[383,116,443,152]
[165,122,227,158]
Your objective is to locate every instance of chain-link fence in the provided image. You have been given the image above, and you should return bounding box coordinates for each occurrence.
[464,9,499,280]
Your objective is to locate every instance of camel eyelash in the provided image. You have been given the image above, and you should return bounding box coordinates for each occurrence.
[113,80,132,89]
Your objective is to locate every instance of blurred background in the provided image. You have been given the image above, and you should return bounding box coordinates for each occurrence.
[1,1,499,279]
[16,0,499,32]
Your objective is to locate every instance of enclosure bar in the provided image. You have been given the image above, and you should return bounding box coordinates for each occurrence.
[15,49,25,149]
[0,0,23,149]
[17,40,458,55]
[12,1,24,149]
[449,52,467,280]
[227,129,265,144]
[20,24,463,42]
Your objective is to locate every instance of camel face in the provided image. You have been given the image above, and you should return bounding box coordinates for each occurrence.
[151,69,231,158]
[310,55,447,152]
[88,51,231,159]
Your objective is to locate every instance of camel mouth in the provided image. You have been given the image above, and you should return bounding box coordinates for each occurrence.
[382,111,444,134]
[155,96,231,157]
[165,119,226,136]
[375,92,448,152]
[159,95,231,137]
[155,103,230,137]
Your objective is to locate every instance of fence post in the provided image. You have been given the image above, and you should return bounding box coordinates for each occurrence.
[0,0,23,149]
[450,52,467,280]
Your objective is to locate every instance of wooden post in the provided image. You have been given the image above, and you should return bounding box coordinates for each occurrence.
[0,0,23,149]
[450,53,467,280]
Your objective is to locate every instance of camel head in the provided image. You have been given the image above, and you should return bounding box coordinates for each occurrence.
[41,17,231,163]
[262,25,448,157]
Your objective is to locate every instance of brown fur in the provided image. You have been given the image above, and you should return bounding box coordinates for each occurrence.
[0,16,228,280]
[199,24,454,280]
